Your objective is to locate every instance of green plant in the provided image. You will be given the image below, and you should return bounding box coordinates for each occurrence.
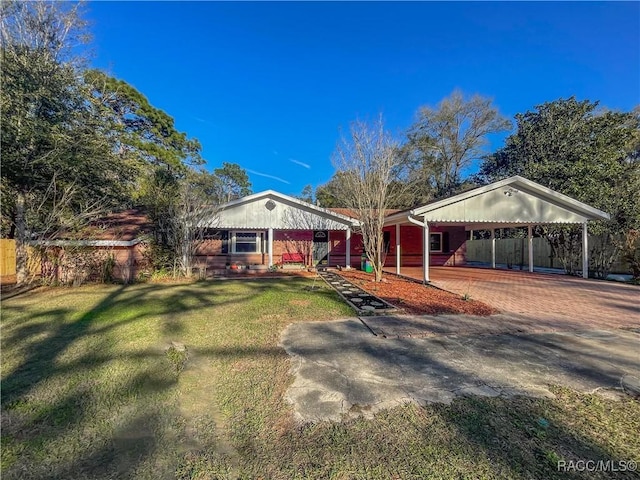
[620,229,640,280]
[150,267,172,281]
[462,277,474,301]
[100,254,116,283]
[166,344,189,374]
[136,271,150,283]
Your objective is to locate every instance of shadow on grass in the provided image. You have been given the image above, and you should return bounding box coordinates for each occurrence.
[0,278,343,479]
[433,391,639,479]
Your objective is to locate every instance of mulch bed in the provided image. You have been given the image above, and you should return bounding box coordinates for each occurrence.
[336,269,497,316]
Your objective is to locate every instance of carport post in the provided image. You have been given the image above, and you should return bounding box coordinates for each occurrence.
[268,227,273,267]
[582,222,589,279]
[345,227,351,268]
[395,223,401,275]
[528,225,534,273]
[423,221,430,283]
[491,228,496,269]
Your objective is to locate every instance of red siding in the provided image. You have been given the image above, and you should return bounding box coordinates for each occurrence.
[382,225,467,267]
[193,226,467,270]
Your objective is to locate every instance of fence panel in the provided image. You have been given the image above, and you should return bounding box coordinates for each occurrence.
[466,237,554,268]
[466,237,632,273]
[0,239,17,283]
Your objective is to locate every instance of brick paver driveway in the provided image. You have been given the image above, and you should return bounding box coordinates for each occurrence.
[388,266,640,330]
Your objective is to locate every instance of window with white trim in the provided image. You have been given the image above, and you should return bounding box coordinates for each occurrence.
[232,231,262,253]
[429,233,442,253]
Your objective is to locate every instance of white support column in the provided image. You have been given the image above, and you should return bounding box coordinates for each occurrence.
[395,223,401,275]
[491,228,496,269]
[423,221,430,283]
[528,225,534,273]
[345,227,351,269]
[268,227,273,267]
[582,222,589,279]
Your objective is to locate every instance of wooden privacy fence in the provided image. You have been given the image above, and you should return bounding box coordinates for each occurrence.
[1,239,17,284]
[466,237,631,273]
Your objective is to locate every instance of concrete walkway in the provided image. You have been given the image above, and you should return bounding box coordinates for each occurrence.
[281,319,640,422]
[389,266,640,329]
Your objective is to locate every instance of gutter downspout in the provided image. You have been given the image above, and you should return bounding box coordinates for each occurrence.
[407,213,423,228]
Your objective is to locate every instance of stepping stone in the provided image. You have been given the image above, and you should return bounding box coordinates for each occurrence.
[361,305,376,311]
[351,298,363,303]
[371,301,384,307]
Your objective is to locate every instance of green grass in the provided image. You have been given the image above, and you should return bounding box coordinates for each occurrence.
[2,278,639,479]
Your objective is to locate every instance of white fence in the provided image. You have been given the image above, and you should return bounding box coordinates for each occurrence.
[466,237,631,273]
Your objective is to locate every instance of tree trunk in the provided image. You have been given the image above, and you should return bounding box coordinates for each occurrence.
[374,261,383,282]
[15,191,28,284]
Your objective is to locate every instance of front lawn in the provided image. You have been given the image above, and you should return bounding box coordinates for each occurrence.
[2,279,638,479]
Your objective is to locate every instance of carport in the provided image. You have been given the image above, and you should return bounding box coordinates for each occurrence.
[384,176,610,282]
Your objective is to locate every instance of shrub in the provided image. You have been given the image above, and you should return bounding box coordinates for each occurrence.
[620,229,640,280]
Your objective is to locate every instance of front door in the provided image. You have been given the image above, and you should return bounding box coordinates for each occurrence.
[312,230,329,266]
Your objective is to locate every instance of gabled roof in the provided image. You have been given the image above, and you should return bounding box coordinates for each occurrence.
[212,190,358,230]
[219,190,359,226]
[385,176,610,225]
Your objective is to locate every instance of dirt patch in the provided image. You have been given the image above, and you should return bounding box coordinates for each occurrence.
[337,270,497,316]
[176,348,241,477]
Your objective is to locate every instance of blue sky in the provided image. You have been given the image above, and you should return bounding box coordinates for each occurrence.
[86,1,640,196]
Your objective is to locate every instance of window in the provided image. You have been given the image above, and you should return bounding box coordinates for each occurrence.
[429,233,442,253]
[383,231,391,253]
[232,231,262,253]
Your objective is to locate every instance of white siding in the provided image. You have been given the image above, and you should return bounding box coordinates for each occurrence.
[203,195,352,230]
[422,187,589,224]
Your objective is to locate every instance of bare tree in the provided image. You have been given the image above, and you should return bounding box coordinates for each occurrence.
[332,116,407,282]
[22,174,111,285]
[405,89,512,198]
[173,180,219,277]
[142,168,219,278]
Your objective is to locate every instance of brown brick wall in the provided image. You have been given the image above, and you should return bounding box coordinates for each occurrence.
[34,243,147,284]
